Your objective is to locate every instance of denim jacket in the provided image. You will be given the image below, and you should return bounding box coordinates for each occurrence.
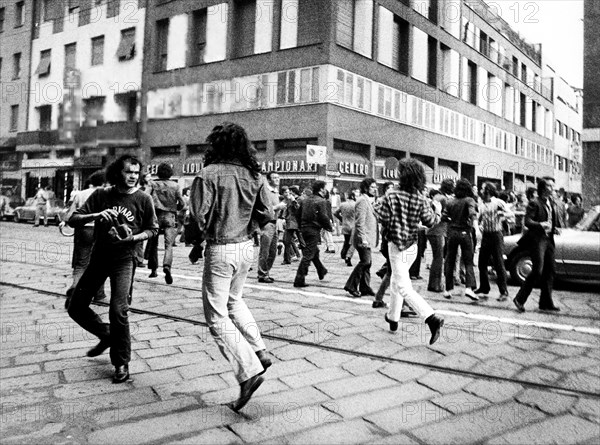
[190,162,273,244]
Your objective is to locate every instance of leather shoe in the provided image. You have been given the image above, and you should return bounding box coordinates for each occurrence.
[474,288,489,295]
[345,259,353,267]
[87,339,110,357]
[372,301,388,309]
[163,267,173,285]
[427,287,443,293]
[318,269,328,280]
[384,314,398,332]
[113,365,130,383]
[256,350,272,375]
[539,305,560,312]
[375,269,386,279]
[258,277,275,283]
[149,269,158,278]
[360,289,376,297]
[233,375,264,412]
[344,287,361,298]
[293,282,309,288]
[425,314,444,345]
[513,297,526,313]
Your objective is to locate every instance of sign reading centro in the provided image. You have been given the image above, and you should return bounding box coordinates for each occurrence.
[338,161,369,176]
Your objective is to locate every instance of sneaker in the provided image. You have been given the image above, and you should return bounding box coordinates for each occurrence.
[425,314,444,345]
[233,375,264,412]
[372,301,388,309]
[163,267,173,285]
[464,288,479,301]
[442,291,452,299]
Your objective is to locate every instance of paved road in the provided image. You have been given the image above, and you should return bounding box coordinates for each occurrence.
[1,221,599,444]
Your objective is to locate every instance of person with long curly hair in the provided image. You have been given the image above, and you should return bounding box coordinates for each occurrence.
[190,122,274,411]
[376,158,445,345]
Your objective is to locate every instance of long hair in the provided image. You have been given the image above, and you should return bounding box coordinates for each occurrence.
[204,122,261,178]
[398,159,426,193]
[359,178,376,194]
[454,178,472,199]
[106,155,142,187]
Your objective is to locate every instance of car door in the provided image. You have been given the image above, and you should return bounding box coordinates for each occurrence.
[559,215,600,279]
[23,199,36,220]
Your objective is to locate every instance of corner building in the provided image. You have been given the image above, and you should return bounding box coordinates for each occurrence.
[143,0,555,193]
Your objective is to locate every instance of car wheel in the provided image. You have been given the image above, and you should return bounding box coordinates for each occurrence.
[509,251,532,286]
[13,212,21,223]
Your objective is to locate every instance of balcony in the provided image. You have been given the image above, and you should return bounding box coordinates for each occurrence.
[16,130,60,148]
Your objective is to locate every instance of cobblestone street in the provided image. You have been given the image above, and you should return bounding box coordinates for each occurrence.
[1,222,599,444]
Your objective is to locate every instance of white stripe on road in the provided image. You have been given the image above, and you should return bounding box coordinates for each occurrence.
[163,272,600,338]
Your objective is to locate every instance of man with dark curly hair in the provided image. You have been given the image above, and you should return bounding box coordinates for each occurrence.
[190,122,274,411]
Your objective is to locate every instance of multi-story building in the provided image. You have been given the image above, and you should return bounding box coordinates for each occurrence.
[0,0,32,195]
[583,0,600,207]
[141,0,555,194]
[15,0,146,201]
[545,65,583,196]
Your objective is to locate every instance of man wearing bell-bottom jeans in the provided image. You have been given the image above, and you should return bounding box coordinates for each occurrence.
[190,122,274,411]
[376,158,445,345]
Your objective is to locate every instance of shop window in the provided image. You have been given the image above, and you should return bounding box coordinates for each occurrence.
[116,28,136,61]
[35,50,52,77]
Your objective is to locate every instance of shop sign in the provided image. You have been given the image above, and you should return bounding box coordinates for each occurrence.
[182,162,203,175]
[338,161,369,176]
[433,173,459,184]
[382,167,399,179]
[147,163,174,175]
[262,160,317,173]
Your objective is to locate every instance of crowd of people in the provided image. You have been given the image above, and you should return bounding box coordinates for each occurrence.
[54,120,586,411]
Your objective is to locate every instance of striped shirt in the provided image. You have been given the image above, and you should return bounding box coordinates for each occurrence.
[376,190,439,251]
[479,197,513,233]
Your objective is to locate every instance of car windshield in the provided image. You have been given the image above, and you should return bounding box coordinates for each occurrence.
[575,207,600,232]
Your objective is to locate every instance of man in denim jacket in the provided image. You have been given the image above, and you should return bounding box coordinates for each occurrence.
[190,122,274,411]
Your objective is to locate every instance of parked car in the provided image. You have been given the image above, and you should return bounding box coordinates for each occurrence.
[13,198,67,225]
[504,205,600,285]
[1,195,25,220]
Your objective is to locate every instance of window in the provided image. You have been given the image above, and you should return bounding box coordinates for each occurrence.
[107,0,119,18]
[521,63,527,83]
[189,10,207,65]
[38,105,52,131]
[15,2,24,27]
[427,36,437,87]
[35,50,51,77]
[232,0,256,58]
[116,28,136,61]
[336,0,373,58]
[467,60,477,105]
[10,105,19,131]
[277,67,319,105]
[91,36,104,66]
[65,43,76,69]
[82,97,106,126]
[411,26,429,83]
[13,53,21,79]
[280,0,322,49]
[378,6,409,74]
[0,8,5,32]
[68,0,80,13]
[156,19,169,70]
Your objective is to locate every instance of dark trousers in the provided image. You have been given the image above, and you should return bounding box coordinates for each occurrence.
[294,229,327,285]
[427,234,445,291]
[445,229,476,291]
[478,231,508,294]
[516,237,556,307]
[258,222,278,278]
[408,229,427,277]
[341,234,351,259]
[147,211,177,271]
[344,246,373,294]
[189,242,204,262]
[283,228,301,263]
[68,250,135,366]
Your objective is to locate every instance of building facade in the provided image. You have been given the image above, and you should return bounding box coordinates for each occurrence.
[583,0,600,207]
[14,0,146,202]
[0,0,33,196]
[141,0,555,195]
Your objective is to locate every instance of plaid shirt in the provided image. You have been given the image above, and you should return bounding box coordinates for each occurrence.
[376,190,438,251]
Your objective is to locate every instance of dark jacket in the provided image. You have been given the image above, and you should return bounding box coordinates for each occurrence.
[284,199,300,230]
[518,197,560,248]
[190,162,273,244]
[298,194,333,232]
[149,179,185,214]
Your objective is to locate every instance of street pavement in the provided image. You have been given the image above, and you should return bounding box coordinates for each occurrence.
[1,221,599,444]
